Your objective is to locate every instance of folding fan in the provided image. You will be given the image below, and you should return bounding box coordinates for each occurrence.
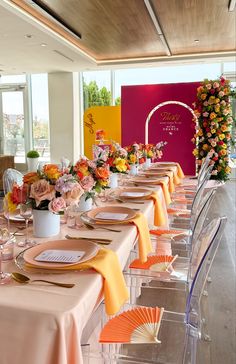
[167,208,191,216]
[99,307,164,343]
[129,255,178,272]
[149,229,188,238]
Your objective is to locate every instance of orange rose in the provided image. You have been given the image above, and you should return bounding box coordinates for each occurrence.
[23,172,40,184]
[43,164,61,180]
[95,167,109,180]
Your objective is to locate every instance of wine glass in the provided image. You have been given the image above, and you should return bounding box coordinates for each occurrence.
[0,228,11,284]
[17,202,33,247]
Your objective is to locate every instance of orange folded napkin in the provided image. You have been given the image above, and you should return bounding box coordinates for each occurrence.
[129,212,153,263]
[26,248,129,316]
[176,163,185,179]
[157,180,172,206]
[173,172,181,185]
[164,171,175,193]
[147,192,167,227]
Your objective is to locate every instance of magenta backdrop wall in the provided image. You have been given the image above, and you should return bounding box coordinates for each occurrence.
[121,82,200,175]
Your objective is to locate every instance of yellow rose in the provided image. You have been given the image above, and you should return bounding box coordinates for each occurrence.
[219,149,227,156]
[210,112,216,119]
[114,158,128,172]
[202,144,209,151]
[211,129,216,134]
[222,143,227,149]
[214,98,220,104]
[219,134,225,140]
[193,148,198,156]
[129,154,137,164]
[225,166,231,174]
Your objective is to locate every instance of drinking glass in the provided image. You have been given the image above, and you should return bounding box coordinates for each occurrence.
[0,228,11,284]
[18,202,33,247]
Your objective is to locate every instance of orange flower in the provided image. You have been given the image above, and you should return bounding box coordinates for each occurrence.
[43,164,61,180]
[200,93,207,100]
[23,172,40,184]
[95,167,109,180]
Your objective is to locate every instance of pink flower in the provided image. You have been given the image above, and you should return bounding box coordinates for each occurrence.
[218,91,224,97]
[203,112,209,117]
[48,197,66,213]
[30,180,55,206]
[80,175,95,192]
[213,82,219,88]
[62,183,84,205]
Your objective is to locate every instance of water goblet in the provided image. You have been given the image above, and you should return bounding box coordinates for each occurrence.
[0,228,11,284]
[17,202,33,247]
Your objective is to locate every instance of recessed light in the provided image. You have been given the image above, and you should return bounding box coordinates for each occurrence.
[194,39,200,43]
[40,43,47,47]
[25,34,33,38]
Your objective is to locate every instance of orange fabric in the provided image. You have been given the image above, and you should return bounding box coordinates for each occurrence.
[164,171,175,193]
[129,212,153,263]
[176,163,185,179]
[147,192,167,226]
[158,180,172,206]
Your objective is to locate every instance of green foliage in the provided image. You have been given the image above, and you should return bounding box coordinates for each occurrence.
[83,80,112,109]
[27,150,40,158]
[115,96,121,106]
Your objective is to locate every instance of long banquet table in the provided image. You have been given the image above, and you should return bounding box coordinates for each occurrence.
[0,184,168,364]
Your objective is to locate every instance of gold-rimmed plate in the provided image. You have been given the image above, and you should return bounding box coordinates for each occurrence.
[117,188,152,200]
[23,239,99,269]
[87,206,136,223]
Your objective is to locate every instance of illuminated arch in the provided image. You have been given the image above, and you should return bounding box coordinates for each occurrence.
[145,101,197,144]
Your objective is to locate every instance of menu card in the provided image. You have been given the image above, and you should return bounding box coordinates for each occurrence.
[34,249,85,264]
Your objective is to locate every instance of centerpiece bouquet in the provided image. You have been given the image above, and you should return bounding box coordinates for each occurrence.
[154,141,168,159]
[125,143,142,165]
[107,141,130,174]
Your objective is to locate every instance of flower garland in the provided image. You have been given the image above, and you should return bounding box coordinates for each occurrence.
[192,76,233,181]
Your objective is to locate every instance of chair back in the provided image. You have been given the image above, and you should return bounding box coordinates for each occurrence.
[3,168,23,194]
[186,216,227,328]
[197,152,212,186]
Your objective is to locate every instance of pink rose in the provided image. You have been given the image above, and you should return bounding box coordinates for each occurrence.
[62,183,84,205]
[80,175,95,192]
[30,180,55,206]
[48,197,66,213]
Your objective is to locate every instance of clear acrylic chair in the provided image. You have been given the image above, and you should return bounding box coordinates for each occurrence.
[82,217,226,364]
[2,168,23,194]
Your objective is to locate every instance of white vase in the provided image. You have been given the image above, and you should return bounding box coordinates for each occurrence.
[27,157,39,172]
[129,164,138,176]
[144,158,151,169]
[109,173,118,188]
[33,209,60,238]
[77,194,93,212]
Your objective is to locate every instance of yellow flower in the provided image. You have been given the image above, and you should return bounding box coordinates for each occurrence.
[43,164,61,180]
[197,129,203,137]
[214,98,220,104]
[219,134,225,140]
[222,143,227,149]
[147,150,154,158]
[225,166,231,174]
[129,154,137,164]
[219,149,227,156]
[4,192,17,213]
[202,144,209,151]
[211,129,216,134]
[221,124,228,132]
[210,112,216,119]
[114,158,128,172]
[193,148,198,156]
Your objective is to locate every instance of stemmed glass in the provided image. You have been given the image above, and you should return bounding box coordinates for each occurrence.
[0,228,11,284]
[17,188,33,247]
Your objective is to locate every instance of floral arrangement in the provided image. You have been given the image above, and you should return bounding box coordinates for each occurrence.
[124,143,142,165]
[95,129,106,141]
[139,142,168,161]
[5,159,110,214]
[192,76,233,181]
[107,141,130,173]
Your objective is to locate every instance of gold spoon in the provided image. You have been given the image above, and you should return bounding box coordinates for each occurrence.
[11,272,75,288]
[84,222,121,233]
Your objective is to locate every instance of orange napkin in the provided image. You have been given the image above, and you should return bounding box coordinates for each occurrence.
[147,192,167,227]
[157,180,172,206]
[173,171,181,185]
[129,212,153,263]
[176,163,185,179]
[164,171,175,193]
[26,248,129,316]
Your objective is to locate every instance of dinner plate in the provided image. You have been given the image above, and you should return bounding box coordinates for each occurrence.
[130,177,165,185]
[23,239,99,268]
[87,206,137,223]
[141,171,169,177]
[4,211,33,222]
[117,188,152,200]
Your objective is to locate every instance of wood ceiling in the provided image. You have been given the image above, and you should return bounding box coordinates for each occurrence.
[9,0,236,64]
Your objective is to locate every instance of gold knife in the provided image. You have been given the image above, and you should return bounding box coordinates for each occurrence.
[65,235,112,244]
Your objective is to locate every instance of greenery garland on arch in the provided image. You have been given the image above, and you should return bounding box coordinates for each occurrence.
[192,76,234,181]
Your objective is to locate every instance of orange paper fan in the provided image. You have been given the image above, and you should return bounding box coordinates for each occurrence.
[167,208,191,216]
[129,255,176,271]
[99,307,164,343]
[149,229,187,238]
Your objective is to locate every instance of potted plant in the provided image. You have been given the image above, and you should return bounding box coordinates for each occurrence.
[26,150,40,172]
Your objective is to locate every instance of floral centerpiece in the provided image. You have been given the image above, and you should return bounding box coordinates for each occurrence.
[125,143,142,165]
[95,129,106,144]
[192,76,233,181]
[107,141,130,173]
[155,141,168,159]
